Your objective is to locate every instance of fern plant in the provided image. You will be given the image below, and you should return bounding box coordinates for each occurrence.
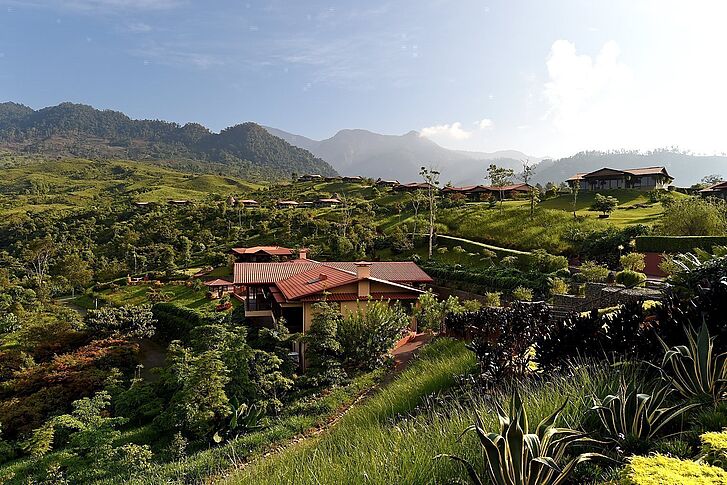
[437,390,606,485]
[659,323,727,403]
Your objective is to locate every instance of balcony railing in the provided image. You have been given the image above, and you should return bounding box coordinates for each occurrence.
[246,298,272,312]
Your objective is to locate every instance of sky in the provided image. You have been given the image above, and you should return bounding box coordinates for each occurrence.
[1,0,727,158]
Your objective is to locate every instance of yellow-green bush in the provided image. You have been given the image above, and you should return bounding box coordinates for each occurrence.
[622,454,727,484]
[701,431,727,469]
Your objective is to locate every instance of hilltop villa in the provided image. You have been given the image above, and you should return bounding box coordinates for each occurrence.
[567,166,674,191]
[441,183,532,200]
[228,248,432,367]
[700,181,727,199]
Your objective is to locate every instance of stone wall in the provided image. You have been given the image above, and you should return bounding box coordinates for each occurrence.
[551,282,662,312]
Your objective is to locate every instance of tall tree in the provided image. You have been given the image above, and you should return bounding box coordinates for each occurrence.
[486,164,514,213]
[23,236,56,296]
[419,166,440,259]
[571,180,580,219]
[518,160,539,220]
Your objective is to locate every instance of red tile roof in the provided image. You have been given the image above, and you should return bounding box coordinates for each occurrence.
[230,246,294,256]
[276,265,357,300]
[298,292,421,302]
[204,279,233,286]
[485,183,531,191]
[324,262,433,283]
[233,260,319,284]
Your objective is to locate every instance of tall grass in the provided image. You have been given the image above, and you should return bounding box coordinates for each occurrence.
[229,341,623,485]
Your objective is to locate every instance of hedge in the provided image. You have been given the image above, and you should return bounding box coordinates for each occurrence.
[635,236,727,254]
[421,262,550,295]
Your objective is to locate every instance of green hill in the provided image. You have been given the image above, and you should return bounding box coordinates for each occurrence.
[0,102,337,180]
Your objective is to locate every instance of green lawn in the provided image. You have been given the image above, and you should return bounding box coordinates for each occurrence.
[77,284,228,312]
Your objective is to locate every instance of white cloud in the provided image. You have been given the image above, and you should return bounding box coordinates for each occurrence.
[543,39,632,134]
[420,122,472,140]
[475,118,493,130]
[125,21,152,32]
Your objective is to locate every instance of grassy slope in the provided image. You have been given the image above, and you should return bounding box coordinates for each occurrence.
[229,339,617,485]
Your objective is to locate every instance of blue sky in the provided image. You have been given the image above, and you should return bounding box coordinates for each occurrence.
[1,0,726,157]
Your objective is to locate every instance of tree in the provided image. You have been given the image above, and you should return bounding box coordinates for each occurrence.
[337,301,410,370]
[302,302,346,386]
[702,174,724,186]
[518,160,539,220]
[179,236,192,268]
[486,164,514,213]
[591,193,618,216]
[419,166,440,258]
[23,236,56,295]
[571,181,580,219]
[58,254,93,296]
[658,197,727,236]
[85,305,156,339]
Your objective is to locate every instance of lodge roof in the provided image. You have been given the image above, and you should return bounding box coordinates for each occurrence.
[568,166,673,181]
[230,246,295,257]
[204,279,233,286]
[233,260,432,286]
[700,181,727,192]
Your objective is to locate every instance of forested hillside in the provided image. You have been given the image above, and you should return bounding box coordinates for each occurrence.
[0,102,337,180]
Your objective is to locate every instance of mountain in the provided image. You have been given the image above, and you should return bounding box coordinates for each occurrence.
[0,102,336,180]
[265,126,544,184]
[533,149,727,187]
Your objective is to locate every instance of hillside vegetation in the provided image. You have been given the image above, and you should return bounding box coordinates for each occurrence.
[0,102,336,180]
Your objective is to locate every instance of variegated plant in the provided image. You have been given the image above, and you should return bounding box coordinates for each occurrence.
[660,323,727,403]
[437,390,606,485]
[591,379,699,446]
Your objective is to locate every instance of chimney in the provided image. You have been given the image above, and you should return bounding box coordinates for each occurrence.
[355,262,372,298]
[299,248,308,260]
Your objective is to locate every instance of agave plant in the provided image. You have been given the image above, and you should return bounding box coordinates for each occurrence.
[437,390,606,485]
[659,323,727,403]
[591,379,698,451]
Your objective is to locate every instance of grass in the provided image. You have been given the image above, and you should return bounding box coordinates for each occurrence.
[228,340,622,484]
[76,284,226,312]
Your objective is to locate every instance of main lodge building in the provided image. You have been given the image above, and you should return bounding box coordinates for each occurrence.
[567,166,674,191]
[222,247,432,367]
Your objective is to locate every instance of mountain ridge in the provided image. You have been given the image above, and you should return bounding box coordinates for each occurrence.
[0,102,337,180]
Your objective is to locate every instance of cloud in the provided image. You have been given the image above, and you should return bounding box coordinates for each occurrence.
[420,122,472,140]
[475,118,493,130]
[125,21,152,33]
[543,39,632,133]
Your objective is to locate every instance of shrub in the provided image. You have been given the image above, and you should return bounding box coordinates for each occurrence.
[615,270,647,287]
[483,292,501,307]
[622,454,727,484]
[500,255,518,267]
[635,235,727,254]
[621,252,646,271]
[337,301,409,370]
[535,301,654,373]
[529,249,569,273]
[85,305,156,339]
[579,261,610,282]
[591,193,619,215]
[460,302,550,381]
[658,197,727,236]
[437,389,606,485]
[548,277,569,296]
[452,245,466,254]
[701,431,727,469]
[511,286,533,301]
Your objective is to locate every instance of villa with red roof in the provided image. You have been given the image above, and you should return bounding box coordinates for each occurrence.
[567,166,674,191]
[230,246,297,262]
[230,248,433,367]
